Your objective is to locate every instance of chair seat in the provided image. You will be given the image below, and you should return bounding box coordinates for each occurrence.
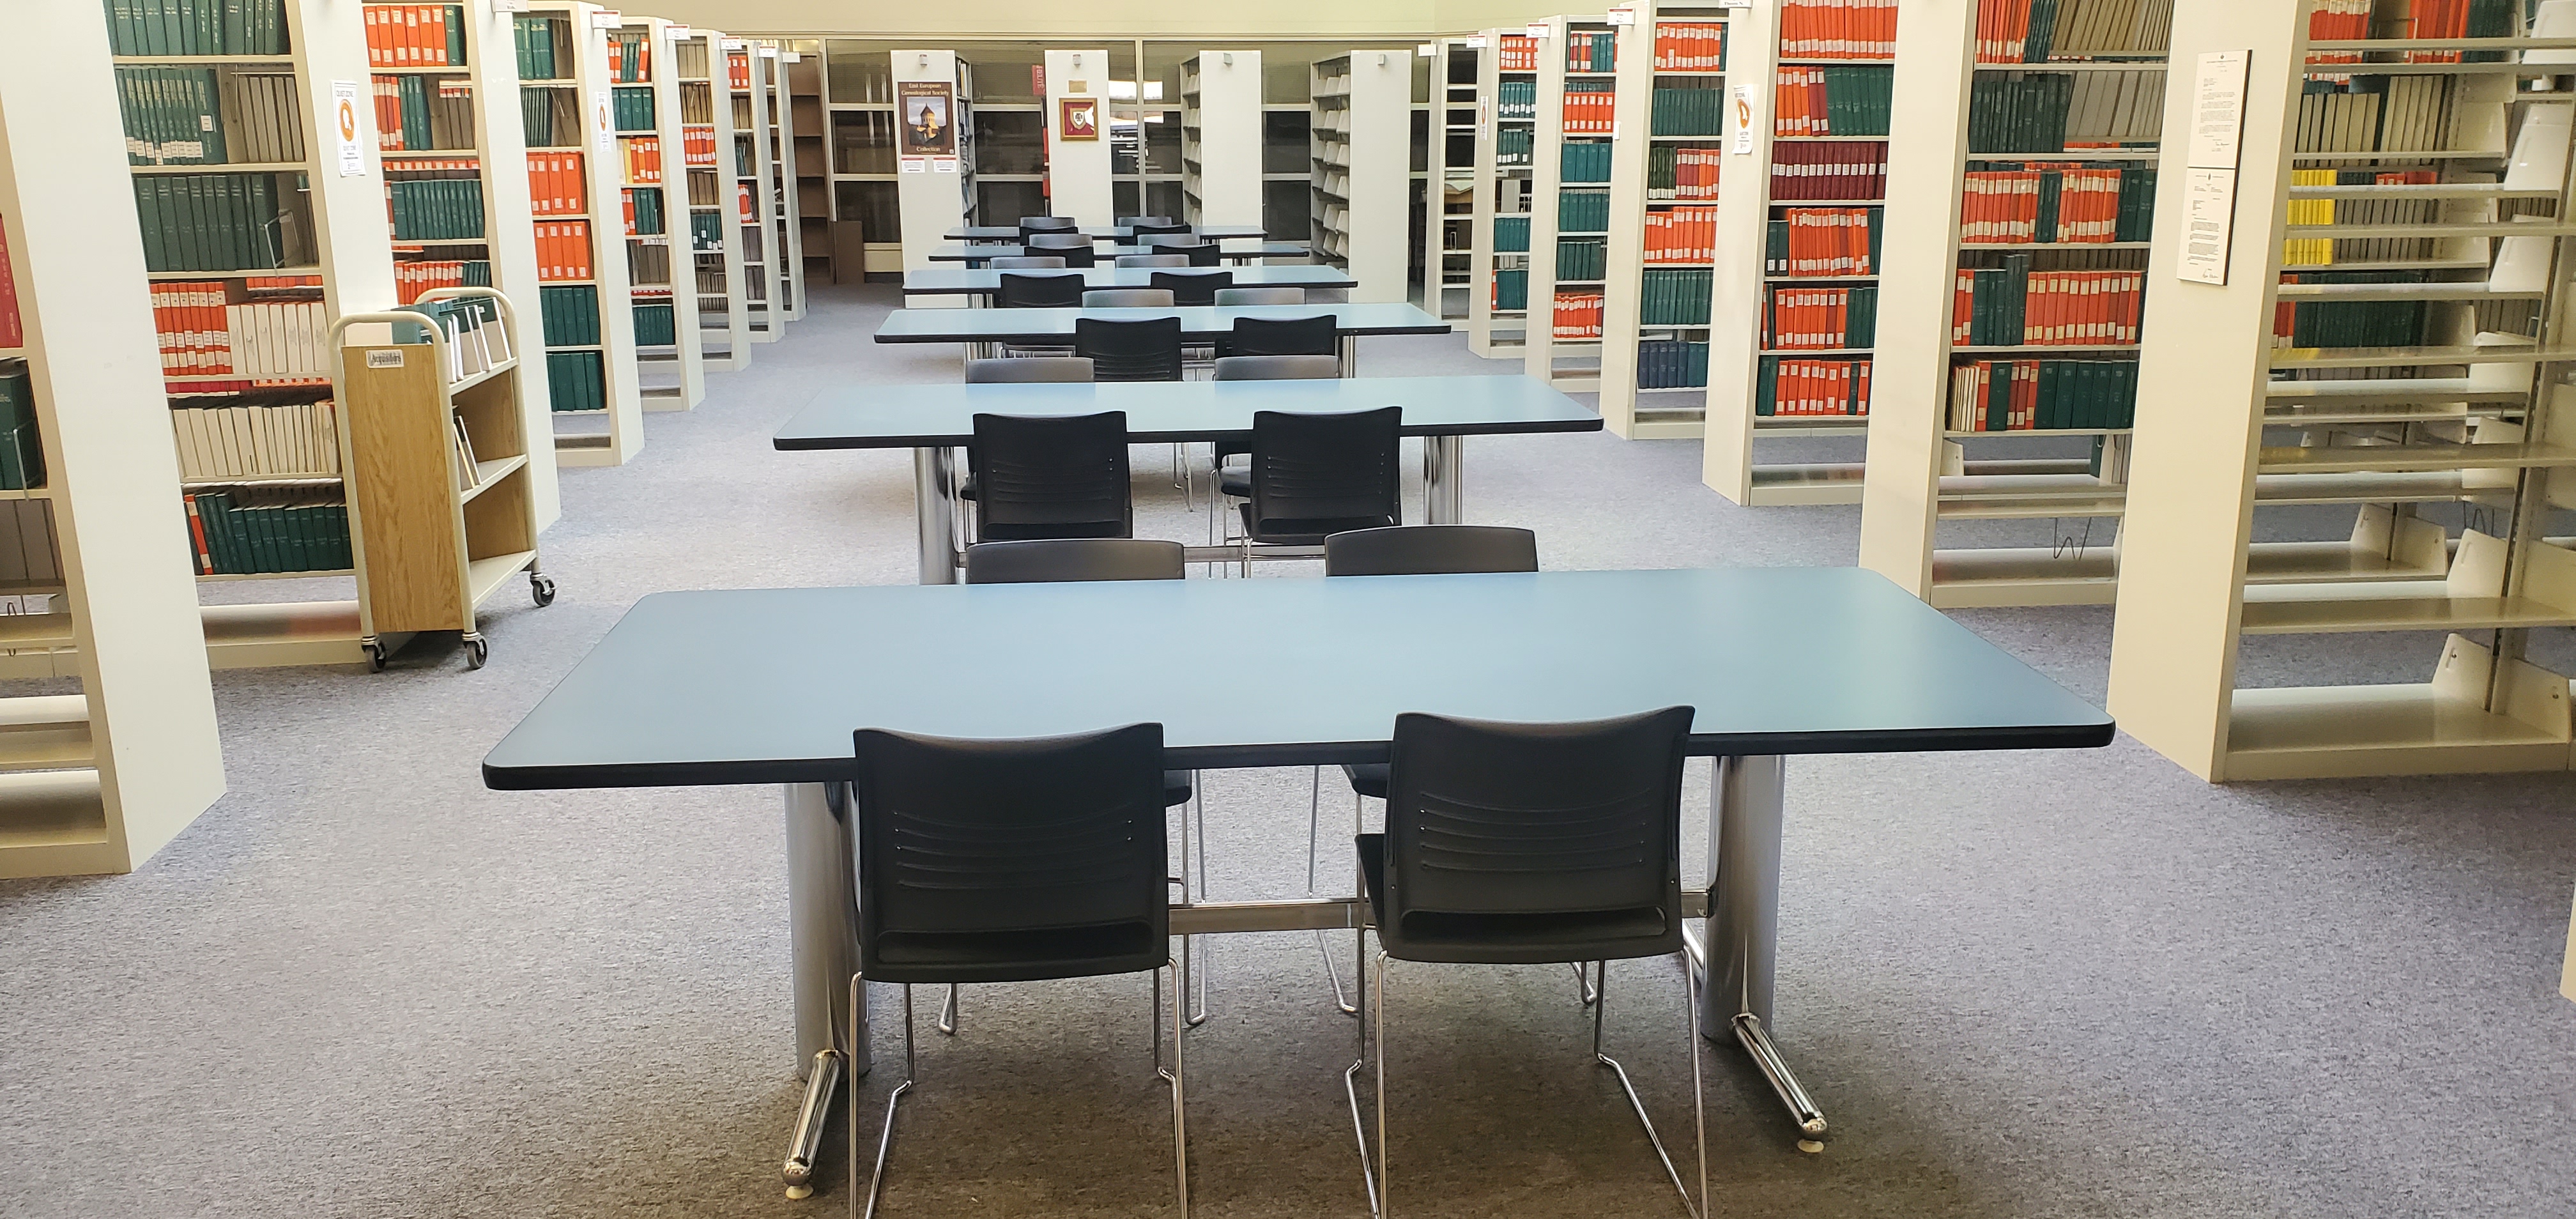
[868,922,1164,985]
[1356,833,1674,965]
[1165,770,1192,807]
[1237,503,1395,547]
[1218,474,1249,500]
[1342,762,1388,800]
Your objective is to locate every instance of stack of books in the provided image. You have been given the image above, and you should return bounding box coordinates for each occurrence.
[1774,66,1891,137]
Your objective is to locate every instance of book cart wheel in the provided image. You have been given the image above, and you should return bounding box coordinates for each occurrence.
[464,635,489,670]
[530,572,557,607]
[362,640,388,673]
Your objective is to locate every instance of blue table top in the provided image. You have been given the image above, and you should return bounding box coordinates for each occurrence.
[483,567,2116,788]
[901,266,1358,295]
[772,374,1601,448]
[873,303,1450,344]
[926,241,1311,263]
[945,225,1272,241]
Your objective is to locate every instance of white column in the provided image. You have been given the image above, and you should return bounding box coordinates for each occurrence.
[1045,49,1115,226]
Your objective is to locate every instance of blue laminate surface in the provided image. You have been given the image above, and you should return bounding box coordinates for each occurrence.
[901,266,1357,296]
[483,568,2115,789]
[926,241,1312,263]
[945,225,1271,241]
[873,303,1449,344]
[772,375,1599,448]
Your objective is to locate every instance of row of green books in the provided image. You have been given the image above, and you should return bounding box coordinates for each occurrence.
[2280,273,2429,349]
[1557,188,1611,234]
[1955,358,2139,431]
[183,489,353,576]
[1494,269,1528,311]
[548,350,608,413]
[1567,28,1616,73]
[1555,236,1607,282]
[388,179,485,242]
[392,293,500,346]
[1961,254,2036,347]
[133,172,295,273]
[539,284,602,348]
[612,86,657,133]
[102,0,288,56]
[514,15,568,81]
[1967,75,2079,154]
[632,302,677,347]
[1493,215,1530,252]
[1648,87,1729,137]
[1496,128,1533,167]
[520,88,583,150]
[689,212,723,250]
[627,188,666,236]
[1784,66,1894,137]
[119,67,230,166]
[0,364,47,492]
[1560,141,1613,184]
[1641,268,1713,326]
[1497,80,1537,121]
[1637,339,1711,389]
[381,73,471,153]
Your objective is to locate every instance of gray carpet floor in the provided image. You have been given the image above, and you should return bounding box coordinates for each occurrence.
[4,282,2575,1218]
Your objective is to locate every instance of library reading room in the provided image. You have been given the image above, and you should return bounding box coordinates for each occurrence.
[6,1,2576,1216]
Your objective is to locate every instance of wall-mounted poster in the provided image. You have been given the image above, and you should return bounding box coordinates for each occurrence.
[898,80,956,157]
[1059,96,1101,141]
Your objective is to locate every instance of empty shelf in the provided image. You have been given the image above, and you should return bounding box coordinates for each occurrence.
[2255,440,2576,474]
[2263,378,2526,408]
[2227,684,2572,780]
[1745,463,1864,505]
[0,695,91,773]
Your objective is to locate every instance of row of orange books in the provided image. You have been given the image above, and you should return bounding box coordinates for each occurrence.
[683,125,719,167]
[1655,22,1726,72]
[1781,0,1897,61]
[1958,169,2101,244]
[535,221,596,282]
[1972,0,2043,64]
[1496,35,1540,72]
[151,281,233,375]
[1655,148,1721,201]
[528,151,589,217]
[394,259,477,305]
[1763,286,1873,350]
[1952,270,2143,346]
[363,4,459,68]
[622,137,664,185]
[1775,208,1876,277]
[606,30,652,81]
[1562,88,1616,135]
[1552,291,1604,339]
[1644,207,1719,264]
[727,50,754,90]
[1764,358,1873,416]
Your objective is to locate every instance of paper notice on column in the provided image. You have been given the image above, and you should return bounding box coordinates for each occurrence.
[2177,50,2251,286]
[331,81,365,176]
[2179,168,2237,285]
[1730,84,1756,155]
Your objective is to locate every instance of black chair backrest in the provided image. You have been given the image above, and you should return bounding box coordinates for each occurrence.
[1247,406,1403,535]
[965,356,1094,383]
[990,255,1068,269]
[1026,233,1096,267]
[1142,235,1223,266]
[1018,215,1078,233]
[997,272,1088,309]
[1324,526,1538,577]
[851,723,1170,984]
[969,411,1133,540]
[1116,254,1191,267]
[965,539,1185,584]
[1211,354,1340,381]
[1377,707,1694,963]
[1119,215,1176,227]
[1150,270,1233,306]
[1073,316,1184,382]
[1130,222,1191,238]
[1229,314,1340,357]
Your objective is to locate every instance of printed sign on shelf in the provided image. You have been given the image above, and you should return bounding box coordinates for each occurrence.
[331,80,365,176]
[592,89,614,152]
[1729,84,1756,155]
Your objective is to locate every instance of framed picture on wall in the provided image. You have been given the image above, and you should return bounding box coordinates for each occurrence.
[1059,96,1100,141]
[898,80,956,157]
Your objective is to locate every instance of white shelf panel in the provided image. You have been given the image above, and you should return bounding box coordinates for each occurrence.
[2225,684,2573,780]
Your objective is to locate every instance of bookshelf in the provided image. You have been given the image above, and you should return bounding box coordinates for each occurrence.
[113,0,400,668]
[1182,52,1264,229]
[785,43,832,288]
[1314,49,1414,303]
[2109,1,2576,781]
[725,39,780,341]
[0,1,226,877]
[515,2,643,467]
[1423,37,1480,319]
[1859,0,2173,608]
[755,42,806,322]
[674,27,749,372]
[1521,16,1620,392]
[816,41,902,280]
[1702,0,1896,504]
[613,15,706,411]
[1467,31,1537,356]
[1597,3,1735,440]
[332,290,549,670]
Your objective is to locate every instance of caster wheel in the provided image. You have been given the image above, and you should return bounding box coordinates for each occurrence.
[362,641,387,673]
[464,636,489,670]
[530,573,556,607]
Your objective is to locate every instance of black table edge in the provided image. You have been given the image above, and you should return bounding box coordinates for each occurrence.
[771,417,1605,450]
[482,722,2115,792]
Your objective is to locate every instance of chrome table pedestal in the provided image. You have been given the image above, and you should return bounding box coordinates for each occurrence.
[1684,755,1829,1153]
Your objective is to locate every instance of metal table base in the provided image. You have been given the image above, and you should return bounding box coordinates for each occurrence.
[774,752,1823,1194]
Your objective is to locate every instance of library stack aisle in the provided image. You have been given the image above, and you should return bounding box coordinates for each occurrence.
[2110,1,2576,782]
[0,4,226,877]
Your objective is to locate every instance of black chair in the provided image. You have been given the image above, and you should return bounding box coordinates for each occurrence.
[1228,313,1340,358]
[1084,288,1176,308]
[1116,254,1191,268]
[990,255,1067,269]
[1144,236,1224,266]
[996,272,1087,309]
[967,411,1131,541]
[1016,215,1078,236]
[1074,316,1184,382]
[958,537,1211,1036]
[1214,286,1302,305]
[1117,214,1176,227]
[964,356,1092,383]
[1204,353,1345,524]
[1130,221,1192,238]
[1026,232,1097,268]
[845,723,1188,1219]
[1227,407,1402,572]
[1349,707,1703,1219]
[1151,270,1233,307]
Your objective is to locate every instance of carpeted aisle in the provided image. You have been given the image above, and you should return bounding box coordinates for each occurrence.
[1,282,2572,1218]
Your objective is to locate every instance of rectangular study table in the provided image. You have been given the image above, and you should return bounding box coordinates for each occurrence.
[945,224,1271,242]
[774,374,1593,582]
[482,566,2115,1191]
[925,241,1310,266]
[900,264,1357,303]
[875,302,1449,372]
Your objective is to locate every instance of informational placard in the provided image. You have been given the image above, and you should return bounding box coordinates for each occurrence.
[1465,36,1487,49]
[900,157,926,173]
[897,80,958,157]
[2178,168,2237,285]
[1607,8,1637,26]
[592,89,613,151]
[1525,23,1550,38]
[1729,83,1756,155]
[588,9,620,29]
[330,80,365,176]
[493,0,526,10]
[2187,50,2249,171]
